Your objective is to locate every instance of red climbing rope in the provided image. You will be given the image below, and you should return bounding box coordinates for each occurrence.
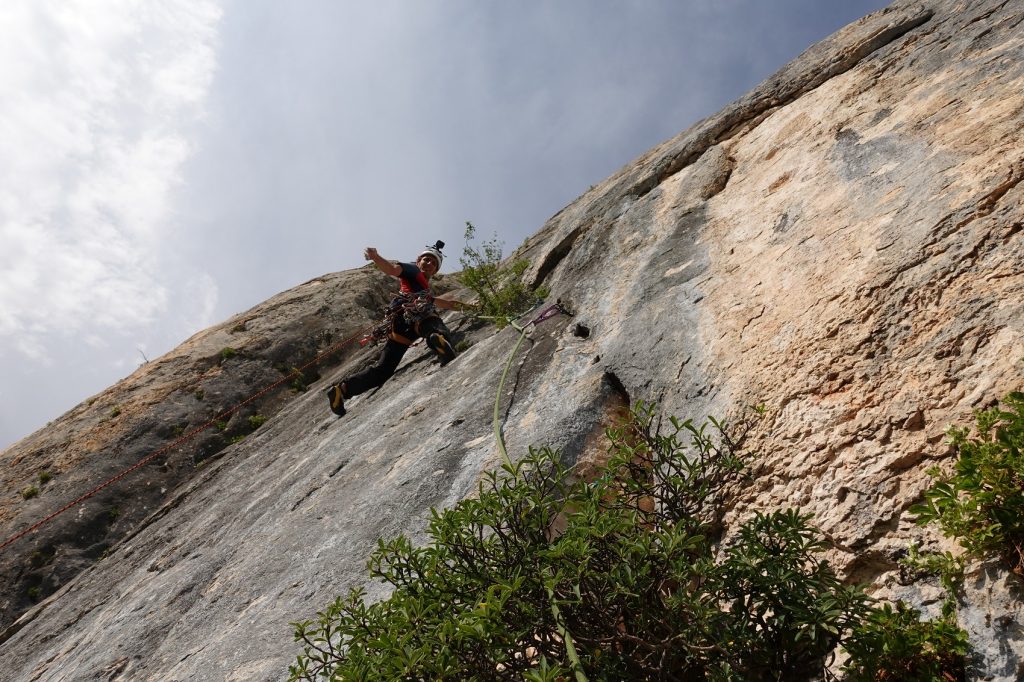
[0,324,373,553]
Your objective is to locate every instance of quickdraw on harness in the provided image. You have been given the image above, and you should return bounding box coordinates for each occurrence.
[360,291,438,346]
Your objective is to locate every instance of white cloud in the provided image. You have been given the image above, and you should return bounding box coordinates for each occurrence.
[182,272,220,336]
[0,0,222,361]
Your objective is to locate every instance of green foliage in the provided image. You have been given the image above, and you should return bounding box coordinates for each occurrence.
[249,414,267,430]
[910,391,1024,573]
[109,406,121,419]
[290,403,884,681]
[457,222,549,329]
[229,434,247,444]
[898,544,964,621]
[20,485,39,500]
[38,471,52,485]
[219,347,237,362]
[28,548,55,569]
[842,602,968,681]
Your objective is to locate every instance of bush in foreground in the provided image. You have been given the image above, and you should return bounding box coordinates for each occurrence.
[291,403,967,681]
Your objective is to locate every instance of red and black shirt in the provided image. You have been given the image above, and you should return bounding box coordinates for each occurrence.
[396,262,431,297]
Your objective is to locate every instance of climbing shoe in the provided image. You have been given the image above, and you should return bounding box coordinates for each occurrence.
[426,332,456,366]
[325,383,347,416]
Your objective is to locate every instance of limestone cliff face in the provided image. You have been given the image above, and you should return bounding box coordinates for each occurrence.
[1,0,1023,679]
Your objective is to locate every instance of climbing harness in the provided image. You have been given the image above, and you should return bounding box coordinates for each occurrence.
[360,291,438,346]
[0,323,375,553]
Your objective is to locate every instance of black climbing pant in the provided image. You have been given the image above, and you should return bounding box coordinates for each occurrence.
[344,315,451,397]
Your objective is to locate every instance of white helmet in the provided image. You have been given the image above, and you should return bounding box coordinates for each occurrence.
[418,240,445,268]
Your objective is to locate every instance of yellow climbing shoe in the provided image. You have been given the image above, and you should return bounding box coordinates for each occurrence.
[427,333,456,366]
[326,383,347,416]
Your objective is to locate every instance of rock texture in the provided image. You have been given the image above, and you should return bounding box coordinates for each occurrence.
[1,0,1023,679]
[0,268,415,627]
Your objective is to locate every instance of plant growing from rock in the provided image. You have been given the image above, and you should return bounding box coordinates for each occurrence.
[910,391,1024,574]
[898,543,964,621]
[457,222,548,329]
[289,404,927,681]
[841,601,968,681]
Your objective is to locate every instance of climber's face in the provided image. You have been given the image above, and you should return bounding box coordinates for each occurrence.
[417,254,439,278]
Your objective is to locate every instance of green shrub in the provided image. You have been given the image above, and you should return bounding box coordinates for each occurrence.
[290,404,874,681]
[248,414,267,430]
[898,543,964,620]
[910,392,1024,573]
[457,222,549,329]
[21,485,39,500]
[38,471,52,485]
[842,601,968,681]
[220,347,237,362]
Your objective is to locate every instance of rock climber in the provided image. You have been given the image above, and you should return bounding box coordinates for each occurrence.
[325,241,463,417]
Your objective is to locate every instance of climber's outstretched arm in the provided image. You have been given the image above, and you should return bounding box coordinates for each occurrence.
[433,297,468,311]
[364,247,402,277]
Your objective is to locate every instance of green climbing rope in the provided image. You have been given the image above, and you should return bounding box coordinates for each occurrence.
[492,321,529,468]
[489,308,587,682]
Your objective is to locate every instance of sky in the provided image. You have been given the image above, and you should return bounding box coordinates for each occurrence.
[0,0,891,450]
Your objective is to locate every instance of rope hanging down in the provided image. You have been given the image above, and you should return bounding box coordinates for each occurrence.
[488,301,587,682]
[0,323,374,553]
[492,302,570,467]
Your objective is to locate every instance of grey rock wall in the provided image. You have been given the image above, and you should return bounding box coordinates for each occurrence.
[1,0,1022,679]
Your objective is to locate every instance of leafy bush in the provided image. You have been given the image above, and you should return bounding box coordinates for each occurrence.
[910,391,1024,573]
[249,414,267,429]
[898,543,964,620]
[457,222,548,329]
[842,601,968,681]
[20,485,39,500]
[290,404,879,681]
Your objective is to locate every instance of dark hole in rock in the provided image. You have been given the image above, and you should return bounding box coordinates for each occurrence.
[573,323,591,339]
